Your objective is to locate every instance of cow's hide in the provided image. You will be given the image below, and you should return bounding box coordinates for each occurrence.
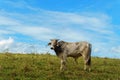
[48,39,92,71]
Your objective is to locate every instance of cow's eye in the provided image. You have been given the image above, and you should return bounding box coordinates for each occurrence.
[48,43,51,45]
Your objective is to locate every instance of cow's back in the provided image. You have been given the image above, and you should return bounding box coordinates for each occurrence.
[64,41,91,57]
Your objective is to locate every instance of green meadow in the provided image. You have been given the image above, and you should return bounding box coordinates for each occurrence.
[0,53,120,80]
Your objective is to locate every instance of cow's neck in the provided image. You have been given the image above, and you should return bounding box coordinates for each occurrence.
[54,46,62,56]
[53,41,66,56]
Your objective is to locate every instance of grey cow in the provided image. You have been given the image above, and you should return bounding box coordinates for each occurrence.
[48,39,92,72]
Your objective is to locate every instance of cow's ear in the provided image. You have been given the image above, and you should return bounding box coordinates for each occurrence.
[56,39,59,42]
[50,39,53,41]
[58,41,64,46]
[57,41,63,47]
[57,42,60,47]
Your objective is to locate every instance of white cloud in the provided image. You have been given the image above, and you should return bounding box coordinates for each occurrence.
[0,37,14,51]
[0,9,113,41]
[93,48,100,53]
[0,16,20,26]
[0,29,11,34]
[111,46,120,53]
[7,26,55,41]
[0,9,115,54]
[56,29,89,42]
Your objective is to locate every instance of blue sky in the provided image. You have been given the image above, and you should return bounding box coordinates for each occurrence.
[0,0,120,58]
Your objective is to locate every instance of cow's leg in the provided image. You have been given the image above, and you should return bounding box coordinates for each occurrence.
[60,55,67,71]
[83,45,91,71]
[60,59,66,71]
[84,60,87,71]
[87,57,91,72]
[83,56,91,71]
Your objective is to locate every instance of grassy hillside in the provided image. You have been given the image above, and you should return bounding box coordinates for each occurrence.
[0,53,120,80]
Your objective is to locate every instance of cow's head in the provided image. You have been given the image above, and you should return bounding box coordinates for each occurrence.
[48,39,59,50]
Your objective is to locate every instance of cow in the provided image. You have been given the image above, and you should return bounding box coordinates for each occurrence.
[48,39,92,72]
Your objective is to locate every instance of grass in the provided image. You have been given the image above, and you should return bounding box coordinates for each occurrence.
[0,53,120,80]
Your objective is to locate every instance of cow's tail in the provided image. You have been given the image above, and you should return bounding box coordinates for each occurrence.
[87,56,91,66]
[87,43,92,66]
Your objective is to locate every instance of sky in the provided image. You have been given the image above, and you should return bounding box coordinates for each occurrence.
[0,0,120,58]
